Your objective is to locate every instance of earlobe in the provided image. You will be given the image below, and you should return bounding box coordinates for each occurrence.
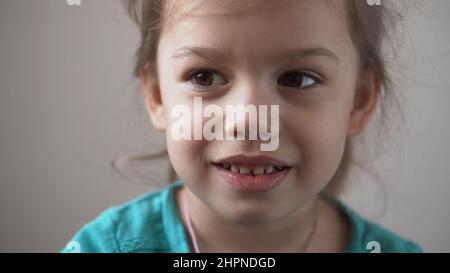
[347,67,381,137]
[139,66,166,132]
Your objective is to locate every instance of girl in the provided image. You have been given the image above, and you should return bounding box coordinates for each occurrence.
[63,0,422,253]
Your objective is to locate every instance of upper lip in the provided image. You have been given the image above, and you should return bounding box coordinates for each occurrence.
[212,154,291,167]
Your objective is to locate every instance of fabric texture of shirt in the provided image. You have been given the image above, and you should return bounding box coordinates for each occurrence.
[61,180,422,253]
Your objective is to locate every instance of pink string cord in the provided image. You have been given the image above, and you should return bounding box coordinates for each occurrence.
[183,192,201,253]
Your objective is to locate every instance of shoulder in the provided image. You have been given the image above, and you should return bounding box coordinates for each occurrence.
[335,200,423,253]
[61,181,186,253]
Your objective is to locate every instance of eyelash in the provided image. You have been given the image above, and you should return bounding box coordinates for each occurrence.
[184,69,323,92]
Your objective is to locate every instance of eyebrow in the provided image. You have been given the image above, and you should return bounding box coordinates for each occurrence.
[171,46,225,60]
[171,46,340,64]
[283,47,340,64]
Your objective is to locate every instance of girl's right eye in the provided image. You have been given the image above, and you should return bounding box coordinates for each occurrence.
[186,69,228,90]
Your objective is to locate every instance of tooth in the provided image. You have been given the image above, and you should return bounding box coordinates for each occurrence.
[223,163,231,170]
[253,167,264,175]
[274,166,283,171]
[265,166,274,174]
[231,165,239,173]
[239,166,250,175]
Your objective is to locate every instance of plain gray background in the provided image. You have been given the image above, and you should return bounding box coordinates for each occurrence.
[0,0,449,252]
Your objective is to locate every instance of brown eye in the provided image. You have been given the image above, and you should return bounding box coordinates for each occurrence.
[188,70,227,88]
[278,72,318,89]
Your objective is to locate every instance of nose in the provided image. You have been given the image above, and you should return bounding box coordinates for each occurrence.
[223,80,280,143]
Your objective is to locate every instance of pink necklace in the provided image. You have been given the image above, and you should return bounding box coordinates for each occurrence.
[183,193,201,253]
[183,192,320,253]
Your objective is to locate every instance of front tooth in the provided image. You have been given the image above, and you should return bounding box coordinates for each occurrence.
[239,166,251,175]
[231,165,239,173]
[264,166,274,174]
[253,167,264,175]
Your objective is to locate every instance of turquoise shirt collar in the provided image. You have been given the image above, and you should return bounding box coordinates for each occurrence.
[163,180,190,252]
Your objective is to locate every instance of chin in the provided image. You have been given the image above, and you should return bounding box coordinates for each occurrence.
[220,202,285,227]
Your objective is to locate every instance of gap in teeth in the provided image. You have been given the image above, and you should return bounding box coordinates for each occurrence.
[221,164,285,175]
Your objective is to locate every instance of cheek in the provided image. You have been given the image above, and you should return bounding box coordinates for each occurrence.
[166,133,209,181]
[307,123,347,180]
[285,104,349,191]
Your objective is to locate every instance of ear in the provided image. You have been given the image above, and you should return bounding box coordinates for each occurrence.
[139,64,166,132]
[347,66,381,137]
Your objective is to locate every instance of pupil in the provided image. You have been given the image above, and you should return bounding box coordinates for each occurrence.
[282,73,302,87]
[194,72,212,85]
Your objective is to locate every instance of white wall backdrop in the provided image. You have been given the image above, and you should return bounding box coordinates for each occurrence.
[0,0,449,252]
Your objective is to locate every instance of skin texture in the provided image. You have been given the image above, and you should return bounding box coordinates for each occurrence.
[140,0,380,252]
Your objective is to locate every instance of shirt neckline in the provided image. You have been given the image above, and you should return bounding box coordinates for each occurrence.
[163,180,191,252]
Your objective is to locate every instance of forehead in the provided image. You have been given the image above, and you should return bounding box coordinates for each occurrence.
[164,0,347,26]
[159,0,354,63]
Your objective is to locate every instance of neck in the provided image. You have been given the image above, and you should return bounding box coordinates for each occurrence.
[178,186,322,253]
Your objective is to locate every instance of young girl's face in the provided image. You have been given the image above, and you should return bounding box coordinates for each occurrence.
[146,0,374,225]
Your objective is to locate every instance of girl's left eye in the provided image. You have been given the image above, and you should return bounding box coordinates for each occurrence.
[277,71,321,89]
[186,69,228,90]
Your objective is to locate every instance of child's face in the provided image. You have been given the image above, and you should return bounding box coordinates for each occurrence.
[145,0,375,225]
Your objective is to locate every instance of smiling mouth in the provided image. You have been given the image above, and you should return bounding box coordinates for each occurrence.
[211,155,292,192]
[213,163,292,192]
[213,163,289,176]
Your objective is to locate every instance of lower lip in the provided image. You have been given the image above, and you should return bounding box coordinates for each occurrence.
[214,165,291,193]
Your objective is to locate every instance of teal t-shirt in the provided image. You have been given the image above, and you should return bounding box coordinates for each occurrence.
[61,180,422,253]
